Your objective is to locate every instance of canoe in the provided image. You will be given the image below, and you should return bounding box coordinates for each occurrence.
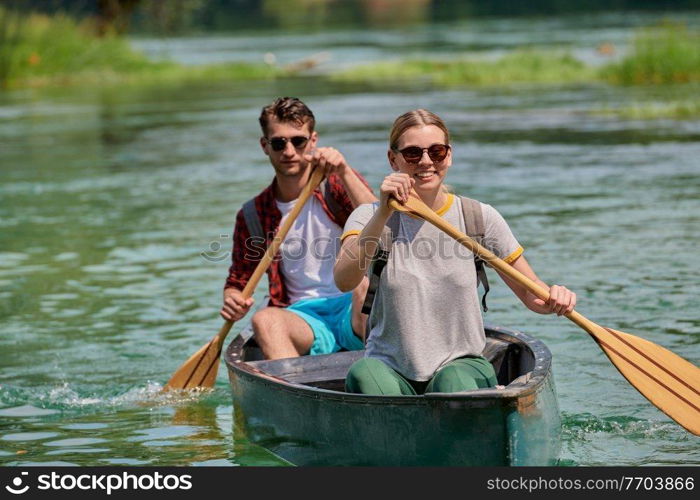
[224,324,561,466]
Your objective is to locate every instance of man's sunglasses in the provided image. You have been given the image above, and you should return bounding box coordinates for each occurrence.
[396,144,450,164]
[265,136,310,152]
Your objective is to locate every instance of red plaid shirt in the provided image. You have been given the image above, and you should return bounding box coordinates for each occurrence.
[224,170,372,307]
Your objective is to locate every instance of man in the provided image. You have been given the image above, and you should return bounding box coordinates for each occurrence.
[221,97,376,360]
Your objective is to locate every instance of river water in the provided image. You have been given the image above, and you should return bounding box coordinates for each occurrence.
[1,12,699,466]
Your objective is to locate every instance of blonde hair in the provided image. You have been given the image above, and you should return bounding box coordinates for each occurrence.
[389,109,450,151]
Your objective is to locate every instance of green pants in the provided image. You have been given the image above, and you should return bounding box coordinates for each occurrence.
[345,356,498,395]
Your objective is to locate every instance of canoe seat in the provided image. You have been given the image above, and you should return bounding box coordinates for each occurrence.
[247,350,364,389]
[246,337,518,390]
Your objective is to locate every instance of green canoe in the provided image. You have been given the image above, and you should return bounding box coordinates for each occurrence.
[225,324,561,466]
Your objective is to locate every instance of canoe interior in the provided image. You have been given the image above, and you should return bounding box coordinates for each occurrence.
[235,328,533,391]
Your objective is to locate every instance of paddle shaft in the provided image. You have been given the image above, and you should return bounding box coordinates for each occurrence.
[164,167,326,390]
[388,197,598,334]
[216,167,326,343]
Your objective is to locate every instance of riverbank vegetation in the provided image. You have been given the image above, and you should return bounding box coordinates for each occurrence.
[331,24,700,118]
[594,98,700,119]
[332,51,595,86]
[602,25,700,84]
[0,8,278,89]
[333,25,700,88]
[2,8,699,118]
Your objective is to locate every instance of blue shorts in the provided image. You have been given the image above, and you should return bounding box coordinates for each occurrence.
[286,293,364,355]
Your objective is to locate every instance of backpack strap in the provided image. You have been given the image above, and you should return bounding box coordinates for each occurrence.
[242,199,265,241]
[459,197,490,312]
[361,212,400,315]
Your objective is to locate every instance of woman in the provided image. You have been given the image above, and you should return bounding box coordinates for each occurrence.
[333,109,576,395]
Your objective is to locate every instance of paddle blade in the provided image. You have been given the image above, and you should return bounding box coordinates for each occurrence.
[164,337,223,391]
[589,325,700,435]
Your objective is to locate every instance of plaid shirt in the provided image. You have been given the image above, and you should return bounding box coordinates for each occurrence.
[224,169,371,307]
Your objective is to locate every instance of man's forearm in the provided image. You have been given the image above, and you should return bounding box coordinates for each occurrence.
[340,167,377,207]
[224,286,243,299]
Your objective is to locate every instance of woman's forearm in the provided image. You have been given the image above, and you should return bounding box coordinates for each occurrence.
[498,256,577,316]
[334,208,392,291]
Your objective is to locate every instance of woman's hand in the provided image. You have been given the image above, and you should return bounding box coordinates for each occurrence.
[379,173,415,214]
[533,284,577,316]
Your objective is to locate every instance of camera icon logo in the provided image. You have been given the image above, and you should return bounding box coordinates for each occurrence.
[201,234,231,262]
[5,471,29,494]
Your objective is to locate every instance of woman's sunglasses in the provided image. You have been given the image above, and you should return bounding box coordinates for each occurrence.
[265,136,310,152]
[396,144,450,164]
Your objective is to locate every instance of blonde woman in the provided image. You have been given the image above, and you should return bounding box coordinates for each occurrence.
[334,109,576,395]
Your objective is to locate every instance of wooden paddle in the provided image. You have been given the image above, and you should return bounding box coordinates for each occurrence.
[164,167,326,390]
[389,193,700,436]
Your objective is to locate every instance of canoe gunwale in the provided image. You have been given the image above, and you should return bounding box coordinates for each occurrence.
[225,324,553,405]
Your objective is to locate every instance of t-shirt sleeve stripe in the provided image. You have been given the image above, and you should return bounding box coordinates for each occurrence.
[503,246,524,264]
[341,229,361,242]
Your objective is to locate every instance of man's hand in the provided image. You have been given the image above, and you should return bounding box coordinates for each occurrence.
[221,288,254,322]
[304,147,349,177]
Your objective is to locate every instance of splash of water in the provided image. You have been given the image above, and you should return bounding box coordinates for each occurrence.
[0,381,221,417]
[562,412,680,440]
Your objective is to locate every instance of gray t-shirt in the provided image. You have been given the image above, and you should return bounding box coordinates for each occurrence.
[342,194,523,381]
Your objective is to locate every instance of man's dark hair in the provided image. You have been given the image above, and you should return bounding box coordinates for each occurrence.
[259,97,315,136]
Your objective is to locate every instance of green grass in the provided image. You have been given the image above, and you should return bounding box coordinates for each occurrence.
[2,9,700,121]
[602,24,700,85]
[594,100,700,119]
[329,25,700,118]
[332,50,595,87]
[0,8,279,89]
[333,24,700,91]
